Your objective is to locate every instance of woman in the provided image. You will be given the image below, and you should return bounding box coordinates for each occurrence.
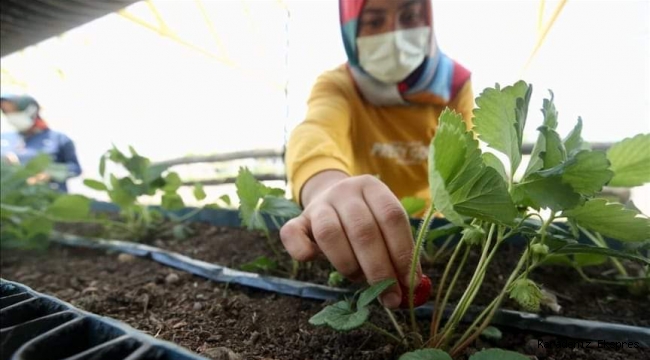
[1,93,82,192]
[280,0,474,309]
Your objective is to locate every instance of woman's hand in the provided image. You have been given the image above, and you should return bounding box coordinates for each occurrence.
[280,171,422,309]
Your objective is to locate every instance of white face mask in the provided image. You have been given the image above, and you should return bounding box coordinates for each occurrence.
[357,26,431,84]
[5,105,37,132]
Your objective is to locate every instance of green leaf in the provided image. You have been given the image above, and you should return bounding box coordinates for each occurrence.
[538,126,566,169]
[481,152,508,182]
[607,133,650,187]
[125,155,150,180]
[480,326,503,341]
[259,196,302,218]
[267,187,286,197]
[108,146,128,164]
[551,243,649,265]
[144,164,170,184]
[99,155,106,177]
[84,179,108,191]
[398,349,452,360]
[24,154,51,174]
[425,222,463,244]
[524,91,560,178]
[328,271,346,287]
[161,193,184,211]
[193,183,206,201]
[563,199,650,242]
[400,197,426,217]
[429,110,517,226]
[23,216,54,239]
[563,117,589,156]
[574,254,608,267]
[473,81,530,175]
[109,188,136,208]
[308,301,369,331]
[219,194,231,206]
[45,195,91,220]
[236,167,263,225]
[240,256,278,273]
[163,172,182,192]
[357,278,396,309]
[469,348,530,360]
[513,175,582,211]
[538,150,613,196]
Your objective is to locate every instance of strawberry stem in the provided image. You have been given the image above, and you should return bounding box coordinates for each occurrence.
[408,205,435,332]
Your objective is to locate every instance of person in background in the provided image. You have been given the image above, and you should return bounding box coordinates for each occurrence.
[280,0,474,309]
[0,93,82,192]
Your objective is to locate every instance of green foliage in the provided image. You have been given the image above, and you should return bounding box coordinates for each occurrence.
[480,326,503,341]
[428,110,517,226]
[1,155,92,249]
[309,80,650,357]
[401,196,427,217]
[240,256,278,273]
[309,279,395,331]
[468,349,530,360]
[236,166,301,234]
[607,133,650,187]
[562,199,649,242]
[328,271,346,287]
[473,81,531,176]
[398,349,452,360]
[84,145,206,242]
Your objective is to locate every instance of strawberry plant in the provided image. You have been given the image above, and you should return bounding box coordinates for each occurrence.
[235,166,302,275]
[308,81,650,359]
[1,154,92,249]
[84,145,207,241]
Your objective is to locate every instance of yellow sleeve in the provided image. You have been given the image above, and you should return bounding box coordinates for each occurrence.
[448,79,475,131]
[285,72,354,205]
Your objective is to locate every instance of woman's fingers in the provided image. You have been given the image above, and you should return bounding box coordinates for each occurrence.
[362,182,422,287]
[280,215,319,262]
[335,196,402,309]
[309,205,364,281]
[279,175,421,310]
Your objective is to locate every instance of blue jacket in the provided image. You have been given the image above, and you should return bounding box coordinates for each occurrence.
[0,129,82,192]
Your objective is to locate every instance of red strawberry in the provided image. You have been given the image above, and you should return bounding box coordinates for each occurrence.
[399,275,432,308]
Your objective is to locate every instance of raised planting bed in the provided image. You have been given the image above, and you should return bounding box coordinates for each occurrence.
[2,218,648,360]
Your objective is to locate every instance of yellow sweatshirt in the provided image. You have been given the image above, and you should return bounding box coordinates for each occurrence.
[286,65,475,207]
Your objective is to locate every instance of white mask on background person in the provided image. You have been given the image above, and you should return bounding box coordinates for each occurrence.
[5,104,37,132]
[357,26,431,84]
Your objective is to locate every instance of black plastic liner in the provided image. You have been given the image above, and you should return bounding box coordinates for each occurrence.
[0,279,210,360]
[51,232,650,347]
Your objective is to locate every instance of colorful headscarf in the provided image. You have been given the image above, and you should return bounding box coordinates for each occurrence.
[339,0,470,106]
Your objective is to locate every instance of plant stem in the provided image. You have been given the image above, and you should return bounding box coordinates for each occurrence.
[365,322,403,345]
[173,206,205,223]
[574,266,632,286]
[427,234,455,265]
[450,246,529,357]
[451,295,500,350]
[430,244,469,339]
[432,223,497,348]
[383,307,405,340]
[580,227,628,277]
[408,205,435,332]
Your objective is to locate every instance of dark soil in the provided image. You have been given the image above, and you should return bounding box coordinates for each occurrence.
[2,244,649,360]
[4,219,650,360]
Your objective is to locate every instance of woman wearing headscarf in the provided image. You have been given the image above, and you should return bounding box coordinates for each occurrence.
[281,0,473,309]
[1,93,82,192]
